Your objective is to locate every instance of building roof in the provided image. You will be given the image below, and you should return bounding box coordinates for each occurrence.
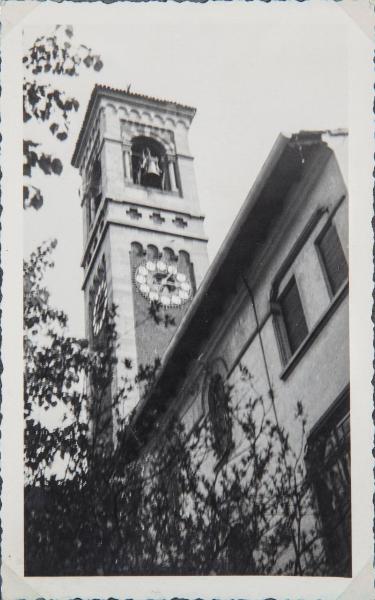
[123,129,347,457]
[71,84,196,167]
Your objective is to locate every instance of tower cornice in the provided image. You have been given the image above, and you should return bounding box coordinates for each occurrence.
[72,84,196,169]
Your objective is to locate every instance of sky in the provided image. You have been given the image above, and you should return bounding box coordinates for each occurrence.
[23,3,349,338]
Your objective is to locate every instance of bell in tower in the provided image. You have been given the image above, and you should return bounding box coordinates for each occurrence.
[139,146,162,187]
[130,137,169,191]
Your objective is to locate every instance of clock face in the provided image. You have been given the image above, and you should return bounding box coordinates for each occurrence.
[92,280,108,336]
[134,260,192,307]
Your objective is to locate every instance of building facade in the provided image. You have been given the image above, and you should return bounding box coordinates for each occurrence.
[126,129,350,575]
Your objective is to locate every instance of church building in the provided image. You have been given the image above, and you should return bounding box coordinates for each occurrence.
[72,86,350,576]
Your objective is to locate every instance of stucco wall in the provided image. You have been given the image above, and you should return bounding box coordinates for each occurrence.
[169,149,349,463]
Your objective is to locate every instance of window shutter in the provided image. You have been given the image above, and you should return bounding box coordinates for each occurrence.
[319,225,348,295]
[279,278,308,354]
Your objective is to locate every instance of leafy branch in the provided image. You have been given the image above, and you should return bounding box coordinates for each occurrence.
[23,25,103,209]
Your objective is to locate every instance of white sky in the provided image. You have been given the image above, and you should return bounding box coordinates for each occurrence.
[23,3,348,338]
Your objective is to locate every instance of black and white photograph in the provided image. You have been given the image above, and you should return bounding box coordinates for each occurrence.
[1,1,374,598]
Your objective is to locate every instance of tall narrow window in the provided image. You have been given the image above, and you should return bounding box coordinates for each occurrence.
[89,157,102,218]
[317,224,348,295]
[279,276,308,355]
[86,196,92,229]
[305,390,351,576]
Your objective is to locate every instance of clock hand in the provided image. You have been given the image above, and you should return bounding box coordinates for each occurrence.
[156,273,175,286]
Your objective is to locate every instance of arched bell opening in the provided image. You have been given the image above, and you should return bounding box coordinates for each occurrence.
[131,136,170,191]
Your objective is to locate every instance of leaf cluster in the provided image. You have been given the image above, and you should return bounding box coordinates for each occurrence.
[23,25,103,209]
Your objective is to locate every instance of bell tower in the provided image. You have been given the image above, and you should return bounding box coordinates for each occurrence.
[72,85,209,435]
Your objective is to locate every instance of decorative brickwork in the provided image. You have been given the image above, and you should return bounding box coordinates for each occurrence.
[150,212,165,225]
[126,207,142,220]
[173,216,188,228]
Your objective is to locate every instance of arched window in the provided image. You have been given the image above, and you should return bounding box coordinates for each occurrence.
[208,373,232,458]
[131,136,169,191]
